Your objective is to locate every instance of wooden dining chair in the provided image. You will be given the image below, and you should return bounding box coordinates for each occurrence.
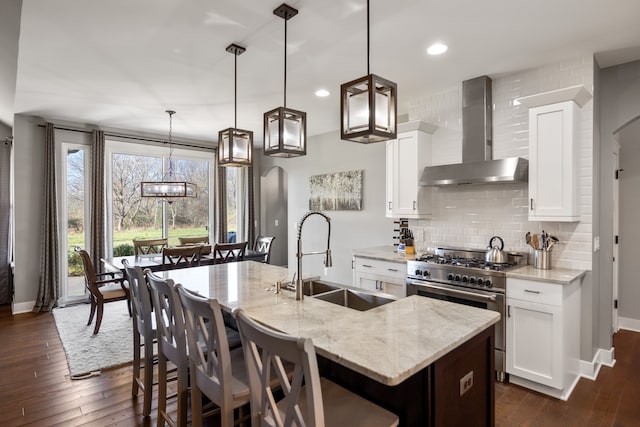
[176,285,250,427]
[76,247,131,335]
[252,235,275,264]
[233,308,399,427]
[133,238,168,255]
[122,259,156,418]
[178,236,211,255]
[213,241,247,264]
[161,245,203,270]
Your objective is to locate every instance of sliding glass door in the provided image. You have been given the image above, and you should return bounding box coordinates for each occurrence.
[105,141,213,255]
[60,143,90,304]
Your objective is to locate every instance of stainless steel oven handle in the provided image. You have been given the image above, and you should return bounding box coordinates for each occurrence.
[408,280,497,302]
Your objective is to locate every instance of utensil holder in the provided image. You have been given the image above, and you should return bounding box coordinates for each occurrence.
[533,249,551,269]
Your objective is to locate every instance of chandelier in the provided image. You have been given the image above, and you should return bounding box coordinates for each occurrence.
[141,110,197,200]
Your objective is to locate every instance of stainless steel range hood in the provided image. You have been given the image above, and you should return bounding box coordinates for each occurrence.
[420,76,528,186]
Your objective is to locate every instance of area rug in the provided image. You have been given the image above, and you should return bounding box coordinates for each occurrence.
[52,300,133,379]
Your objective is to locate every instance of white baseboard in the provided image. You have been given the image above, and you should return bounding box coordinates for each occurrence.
[579,347,616,380]
[619,317,640,332]
[12,300,35,314]
[509,374,580,401]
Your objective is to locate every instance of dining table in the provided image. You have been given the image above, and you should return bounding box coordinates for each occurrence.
[101,248,267,273]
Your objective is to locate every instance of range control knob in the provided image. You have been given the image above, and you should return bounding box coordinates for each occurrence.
[415,270,422,276]
[469,277,476,284]
[484,279,492,288]
[447,273,454,281]
[461,275,469,283]
[422,270,431,277]
[477,278,484,286]
[454,274,461,282]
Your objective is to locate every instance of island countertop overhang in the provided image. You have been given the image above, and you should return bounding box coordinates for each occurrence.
[163,261,500,386]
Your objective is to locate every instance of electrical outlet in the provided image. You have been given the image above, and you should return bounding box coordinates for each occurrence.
[275,219,279,227]
[593,236,600,252]
[459,370,474,396]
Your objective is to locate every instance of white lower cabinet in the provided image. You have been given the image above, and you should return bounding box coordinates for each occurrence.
[353,257,406,298]
[506,277,581,400]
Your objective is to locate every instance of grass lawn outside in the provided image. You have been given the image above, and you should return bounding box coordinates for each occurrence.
[67,227,215,252]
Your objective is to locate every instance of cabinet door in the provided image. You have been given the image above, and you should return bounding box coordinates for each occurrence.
[355,272,381,292]
[385,140,394,218]
[528,101,579,221]
[393,133,420,215]
[506,298,563,388]
[380,277,406,298]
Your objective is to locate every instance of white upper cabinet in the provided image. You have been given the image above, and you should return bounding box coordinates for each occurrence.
[386,121,437,218]
[517,85,592,222]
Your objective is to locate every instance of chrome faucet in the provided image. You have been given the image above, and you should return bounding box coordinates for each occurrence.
[295,211,332,300]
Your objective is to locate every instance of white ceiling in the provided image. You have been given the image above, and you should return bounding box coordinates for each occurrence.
[12,0,640,144]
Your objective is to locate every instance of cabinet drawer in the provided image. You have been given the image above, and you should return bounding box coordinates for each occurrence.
[354,258,405,279]
[507,278,563,306]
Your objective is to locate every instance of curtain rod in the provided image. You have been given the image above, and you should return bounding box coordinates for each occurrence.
[36,124,215,151]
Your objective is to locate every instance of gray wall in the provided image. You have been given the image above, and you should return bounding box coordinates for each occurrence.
[0,0,22,128]
[260,166,288,266]
[600,60,640,327]
[12,114,45,306]
[259,130,393,285]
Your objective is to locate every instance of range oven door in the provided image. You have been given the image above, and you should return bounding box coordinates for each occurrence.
[406,279,505,353]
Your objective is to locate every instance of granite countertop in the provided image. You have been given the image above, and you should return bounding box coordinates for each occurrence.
[506,265,587,285]
[164,261,499,386]
[352,245,415,263]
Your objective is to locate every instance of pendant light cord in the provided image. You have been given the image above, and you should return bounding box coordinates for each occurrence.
[234,52,238,128]
[284,16,288,108]
[167,110,175,179]
[367,0,370,75]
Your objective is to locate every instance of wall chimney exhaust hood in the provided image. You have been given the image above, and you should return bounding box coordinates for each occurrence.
[420,76,528,186]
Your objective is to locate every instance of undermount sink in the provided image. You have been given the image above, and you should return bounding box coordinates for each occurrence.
[313,288,396,311]
[302,280,341,296]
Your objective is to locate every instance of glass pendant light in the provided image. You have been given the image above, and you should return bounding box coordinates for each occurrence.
[264,3,307,158]
[141,110,197,200]
[340,0,397,143]
[218,43,253,167]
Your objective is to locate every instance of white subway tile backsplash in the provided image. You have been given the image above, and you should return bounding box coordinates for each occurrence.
[407,55,594,269]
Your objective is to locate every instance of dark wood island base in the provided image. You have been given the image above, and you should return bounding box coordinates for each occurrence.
[318,325,495,427]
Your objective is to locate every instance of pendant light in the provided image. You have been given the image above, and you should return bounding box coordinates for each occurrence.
[141,110,197,200]
[264,3,307,158]
[218,43,253,167]
[340,0,397,143]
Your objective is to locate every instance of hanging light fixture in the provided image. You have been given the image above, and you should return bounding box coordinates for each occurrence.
[340,0,397,143]
[264,3,306,158]
[141,110,197,200]
[218,43,253,167]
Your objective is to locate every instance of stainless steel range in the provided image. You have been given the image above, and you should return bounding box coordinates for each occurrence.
[406,247,526,381]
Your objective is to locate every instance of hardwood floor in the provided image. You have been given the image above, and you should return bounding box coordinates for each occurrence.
[1,304,639,426]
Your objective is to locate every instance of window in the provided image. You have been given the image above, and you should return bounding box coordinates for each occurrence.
[105,141,213,256]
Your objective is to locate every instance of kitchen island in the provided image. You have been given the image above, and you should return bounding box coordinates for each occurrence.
[164,261,499,426]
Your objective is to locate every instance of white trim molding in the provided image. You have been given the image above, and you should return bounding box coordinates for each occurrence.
[579,347,616,380]
[619,317,640,332]
[12,300,35,314]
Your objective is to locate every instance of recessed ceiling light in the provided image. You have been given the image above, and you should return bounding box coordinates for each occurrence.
[315,89,330,97]
[427,43,448,55]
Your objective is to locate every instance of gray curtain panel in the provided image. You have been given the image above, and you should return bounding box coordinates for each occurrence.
[0,138,12,304]
[90,130,105,271]
[247,165,255,246]
[33,123,59,312]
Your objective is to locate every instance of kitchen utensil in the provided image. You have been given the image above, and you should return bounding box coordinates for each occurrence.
[547,236,559,250]
[485,236,509,264]
[541,230,547,250]
[531,234,539,250]
[525,232,535,250]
